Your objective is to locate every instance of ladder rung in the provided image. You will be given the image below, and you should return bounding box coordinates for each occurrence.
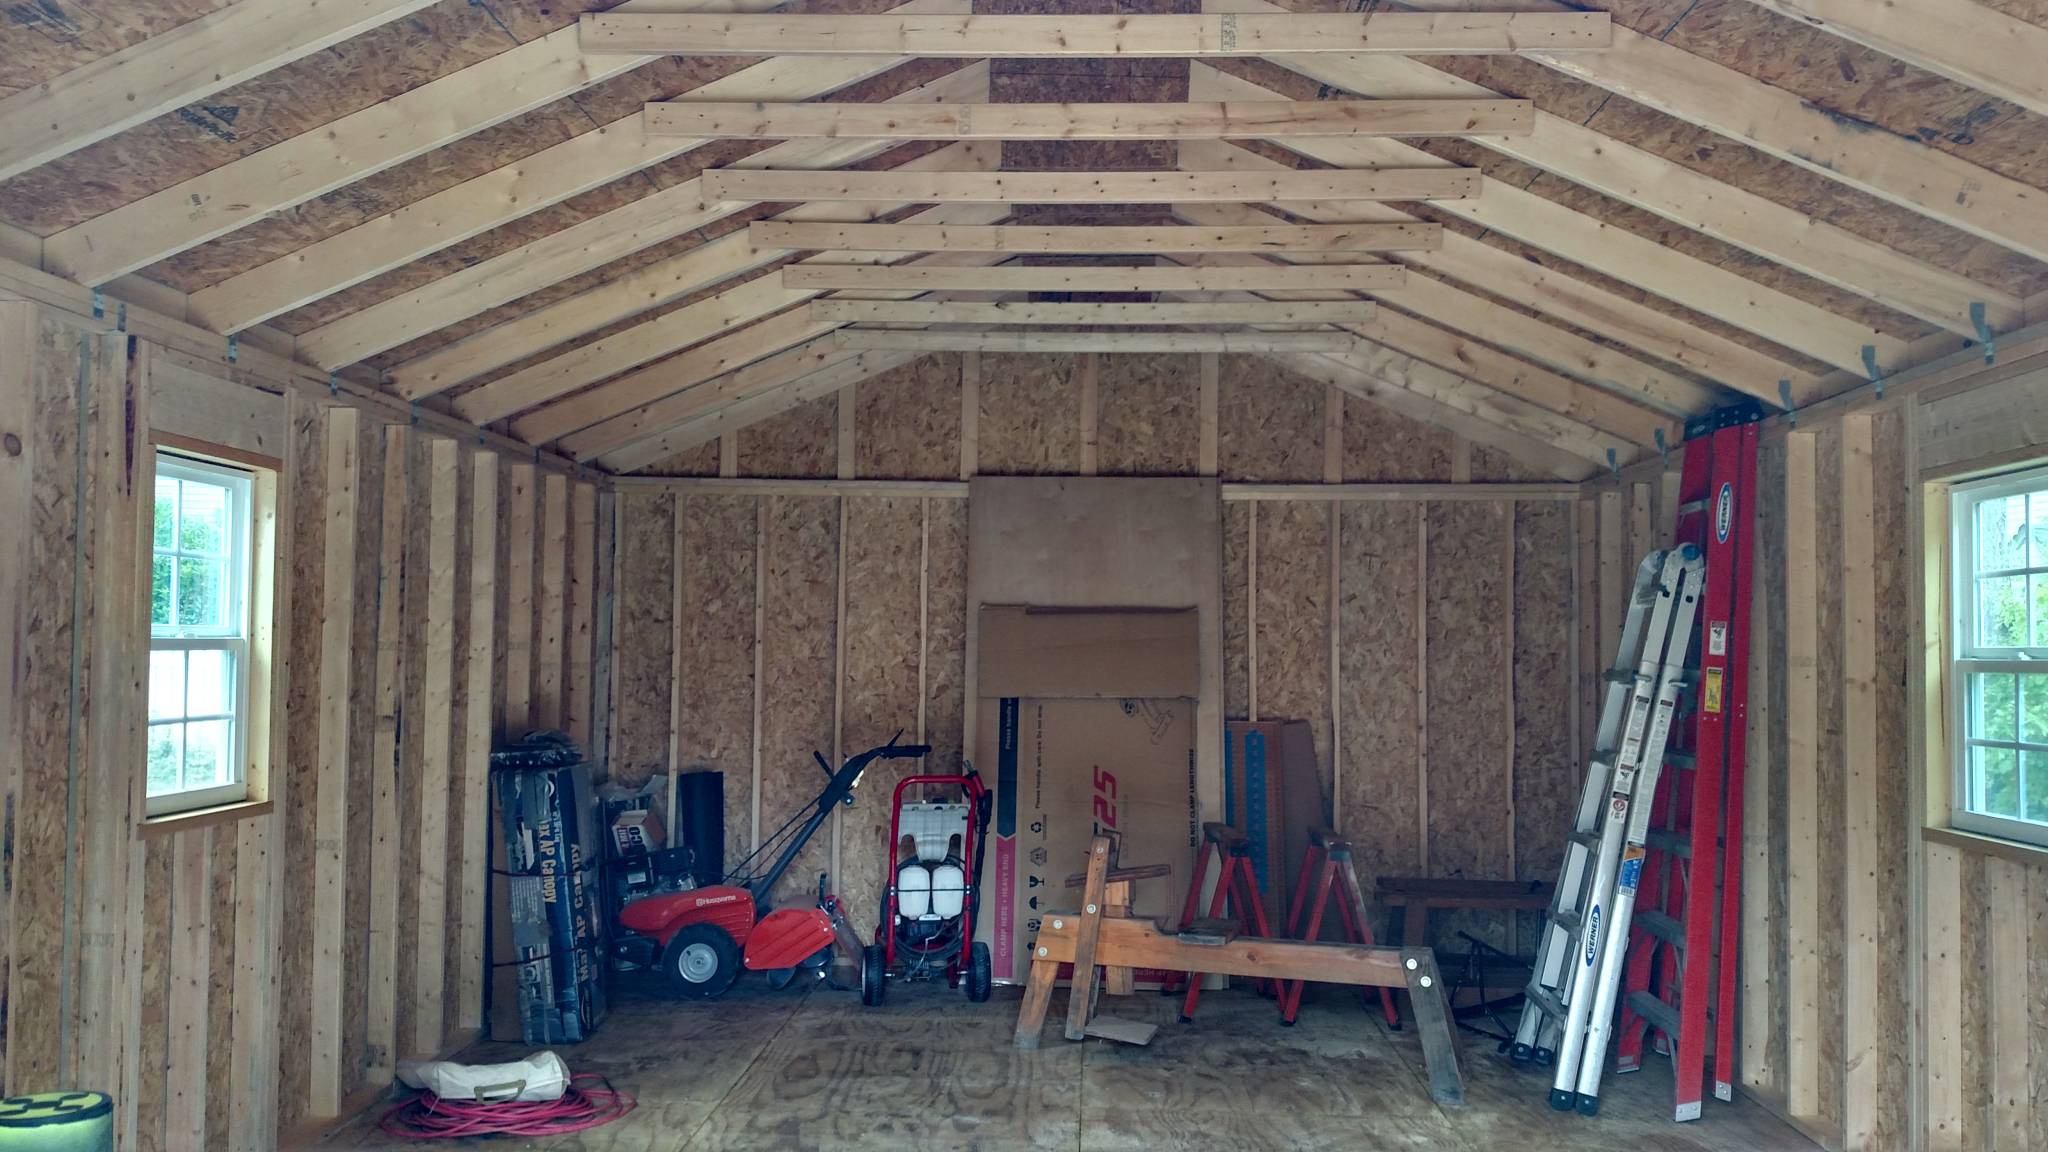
[1524,984,1568,1019]
[1570,830,1601,850]
[1625,989,1682,1038]
[1675,499,1708,516]
[1601,668,1634,684]
[1645,829,1691,858]
[1665,751,1697,770]
[1634,910,1684,949]
[1552,909,1582,932]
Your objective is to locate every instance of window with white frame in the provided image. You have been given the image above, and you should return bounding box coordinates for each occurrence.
[1951,463,2048,848]
[148,454,254,816]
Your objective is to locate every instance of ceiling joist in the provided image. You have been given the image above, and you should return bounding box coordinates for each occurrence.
[781,263,1404,292]
[831,329,1363,353]
[750,222,1440,254]
[581,11,1613,56]
[701,166,1480,203]
[808,300,1379,326]
[645,98,1534,139]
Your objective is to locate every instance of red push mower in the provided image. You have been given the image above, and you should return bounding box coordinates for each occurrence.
[861,769,993,1006]
[615,737,930,997]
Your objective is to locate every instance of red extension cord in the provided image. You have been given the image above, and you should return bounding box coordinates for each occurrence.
[377,1073,636,1139]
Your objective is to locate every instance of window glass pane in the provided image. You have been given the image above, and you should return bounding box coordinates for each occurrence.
[2024,674,2048,746]
[1979,575,2029,647]
[1974,672,2019,744]
[1979,494,2030,572]
[183,719,232,790]
[1977,745,2021,817]
[147,725,183,796]
[178,481,227,555]
[186,649,231,717]
[2026,751,2048,825]
[153,478,177,550]
[176,557,223,627]
[2033,492,2048,569]
[2035,573,2048,647]
[149,650,185,721]
[151,555,173,628]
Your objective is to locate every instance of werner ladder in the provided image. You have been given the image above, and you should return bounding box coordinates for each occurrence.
[1510,549,1669,1065]
[1606,410,1761,1119]
[1534,544,1705,1113]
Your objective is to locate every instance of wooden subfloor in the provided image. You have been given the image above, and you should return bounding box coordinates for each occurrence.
[303,975,1820,1151]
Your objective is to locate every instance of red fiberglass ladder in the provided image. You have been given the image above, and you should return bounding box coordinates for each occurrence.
[1609,407,1760,1120]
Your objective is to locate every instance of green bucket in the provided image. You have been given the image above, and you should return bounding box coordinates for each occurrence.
[0,1092,113,1151]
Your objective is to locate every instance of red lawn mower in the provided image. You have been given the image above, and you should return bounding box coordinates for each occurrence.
[616,737,929,997]
[860,770,993,1006]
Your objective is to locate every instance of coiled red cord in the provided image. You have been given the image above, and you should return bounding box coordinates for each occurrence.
[377,1073,636,1139]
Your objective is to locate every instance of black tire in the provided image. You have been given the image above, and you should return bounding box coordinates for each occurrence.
[861,943,888,1007]
[965,941,993,1003]
[764,967,797,991]
[660,924,742,999]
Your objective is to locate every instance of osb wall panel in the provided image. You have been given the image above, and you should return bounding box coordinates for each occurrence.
[1512,501,1575,946]
[1336,502,1422,924]
[639,440,719,479]
[925,499,969,775]
[1096,352,1200,476]
[341,423,389,1096]
[1217,354,1323,483]
[1342,393,1454,483]
[758,495,840,907]
[276,398,327,1133]
[1252,501,1330,802]
[977,352,1081,475]
[837,496,925,929]
[856,354,962,480]
[610,492,676,786]
[1425,501,1514,952]
[739,394,836,480]
[676,494,758,865]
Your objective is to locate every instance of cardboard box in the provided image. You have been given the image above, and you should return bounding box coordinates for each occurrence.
[976,608,1201,985]
[489,761,608,1044]
[610,808,666,858]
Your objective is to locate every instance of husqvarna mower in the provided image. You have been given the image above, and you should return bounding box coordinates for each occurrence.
[615,737,929,997]
[860,769,993,1006]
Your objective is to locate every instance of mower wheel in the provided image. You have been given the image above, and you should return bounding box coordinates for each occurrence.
[661,924,742,998]
[860,943,888,1007]
[966,941,993,1003]
[764,967,798,991]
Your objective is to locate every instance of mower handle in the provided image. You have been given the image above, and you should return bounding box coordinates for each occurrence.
[879,743,932,759]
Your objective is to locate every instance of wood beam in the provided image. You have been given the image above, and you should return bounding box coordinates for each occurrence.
[702,166,1478,203]
[382,136,995,398]
[452,201,1006,425]
[40,0,798,286]
[0,0,438,184]
[1189,64,1903,382]
[603,348,922,471]
[1738,0,2048,120]
[1234,0,2023,337]
[645,98,1534,139]
[783,263,1403,292]
[584,11,1611,55]
[809,300,1377,326]
[293,66,995,370]
[832,329,1362,353]
[752,222,1438,253]
[183,0,973,334]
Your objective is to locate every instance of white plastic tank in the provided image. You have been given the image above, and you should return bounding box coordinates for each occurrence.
[929,862,967,920]
[897,861,933,918]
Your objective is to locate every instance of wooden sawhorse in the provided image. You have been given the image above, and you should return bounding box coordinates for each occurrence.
[1015,836,1466,1106]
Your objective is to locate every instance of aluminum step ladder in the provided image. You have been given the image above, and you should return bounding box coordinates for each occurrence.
[1510,549,1669,1065]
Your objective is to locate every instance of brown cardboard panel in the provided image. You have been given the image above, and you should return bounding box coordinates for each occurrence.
[977,606,1200,700]
[977,696,1198,985]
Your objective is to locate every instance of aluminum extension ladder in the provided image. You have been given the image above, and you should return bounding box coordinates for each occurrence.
[1511,545,1704,1116]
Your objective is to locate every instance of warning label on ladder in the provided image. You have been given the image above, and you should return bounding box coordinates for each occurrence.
[1703,668,1724,714]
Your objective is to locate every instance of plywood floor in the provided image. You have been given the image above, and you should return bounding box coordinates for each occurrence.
[303,975,1821,1151]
